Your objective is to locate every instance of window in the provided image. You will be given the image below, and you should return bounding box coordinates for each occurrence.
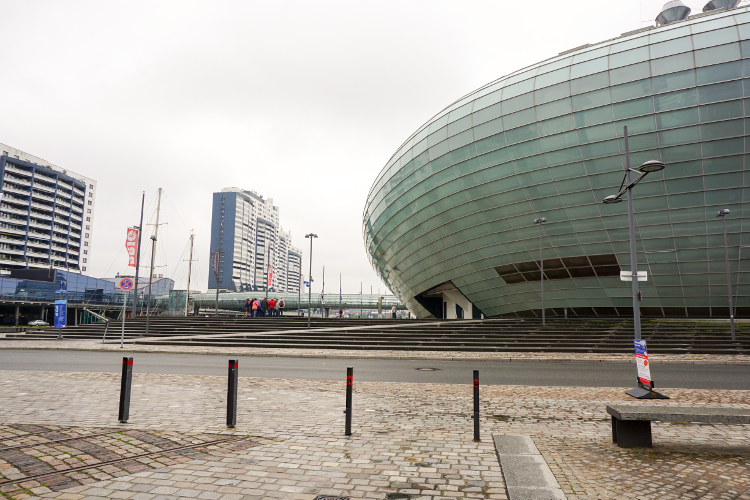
[88,192,92,197]
[84,242,88,246]
[85,225,90,230]
[89,184,93,189]
[85,233,89,237]
[86,217,90,221]
[83,258,87,263]
[87,201,92,205]
[82,266,86,271]
[83,250,88,255]
[87,209,91,213]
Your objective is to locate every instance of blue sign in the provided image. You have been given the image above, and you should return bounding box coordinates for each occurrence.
[54,299,67,329]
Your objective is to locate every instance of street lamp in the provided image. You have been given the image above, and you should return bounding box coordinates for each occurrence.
[305,233,318,328]
[533,217,547,325]
[601,126,665,341]
[717,209,736,341]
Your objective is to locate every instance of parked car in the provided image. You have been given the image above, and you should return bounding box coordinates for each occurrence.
[28,320,49,327]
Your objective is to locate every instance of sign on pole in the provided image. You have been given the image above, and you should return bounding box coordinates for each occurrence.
[210,251,220,280]
[268,265,273,289]
[634,339,651,387]
[119,278,134,291]
[620,271,647,282]
[54,299,67,329]
[125,228,139,267]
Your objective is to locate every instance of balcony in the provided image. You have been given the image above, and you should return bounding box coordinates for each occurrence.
[56,208,71,217]
[31,190,55,203]
[5,175,32,187]
[71,213,82,222]
[51,243,67,252]
[1,205,29,217]
[0,225,26,236]
[70,221,81,230]
[0,257,26,266]
[3,185,30,196]
[58,181,73,190]
[68,248,79,255]
[56,189,72,199]
[26,249,49,259]
[29,220,51,230]
[0,234,25,245]
[30,202,53,212]
[1,247,24,256]
[26,239,49,249]
[73,187,84,196]
[68,239,80,247]
[33,183,56,195]
[28,230,49,239]
[4,195,30,207]
[67,257,79,264]
[4,165,32,177]
[51,235,67,244]
[27,261,51,269]
[31,211,52,221]
[34,172,56,183]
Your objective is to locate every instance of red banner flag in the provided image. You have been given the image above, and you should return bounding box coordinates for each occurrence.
[125,228,139,267]
[268,265,273,289]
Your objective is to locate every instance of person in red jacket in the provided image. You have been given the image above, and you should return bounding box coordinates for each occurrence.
[268,297,276,317]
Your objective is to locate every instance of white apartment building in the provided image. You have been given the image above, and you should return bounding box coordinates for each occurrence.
[0,143,97,274]
[208,187,302,293]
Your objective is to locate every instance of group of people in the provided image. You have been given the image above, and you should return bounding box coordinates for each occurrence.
[244,297,285,317]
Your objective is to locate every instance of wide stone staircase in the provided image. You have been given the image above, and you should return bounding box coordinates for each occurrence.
[4,316,749,355]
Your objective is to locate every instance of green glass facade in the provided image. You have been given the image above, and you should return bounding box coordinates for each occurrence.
[363,7,750,319]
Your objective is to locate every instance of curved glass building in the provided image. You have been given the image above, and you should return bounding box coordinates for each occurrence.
[363,4,750,319]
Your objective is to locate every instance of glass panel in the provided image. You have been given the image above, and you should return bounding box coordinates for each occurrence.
[580,140,619,160]
[447,115,472,137]
[538,114,575,136]
[692,26,739,50]
[475,133,506,155]
[545,147,582,166]
[571,71,609,95]
[574,105,614,127]
[650,25,691,43]
[650,36,693,59]
[658,125,700,146]
[570,57,609,79]
[737,22,750,41]
[615,115,656,135]
[508,140,543,160]
[610,61,651,86]
[700,100,744,122]
[535,97,573,121]
[650,51,695,77]
[472,89,503,114]
[702,137,744,157]
[652,68,696,94]
[534,66,571,89]
[473,117,503,141]
[503,92,535,115]
[505,124,539,145]
[572,46,610,64]
[610,35,649,54]
[448,102,474,122]
[701,119,744,140]
[610,46,649,69]
[697,80,743,104]
[428,114,449,133]
[572,88,611,111]
[577,122,617,143]
[473,103,501,126]
[427,126,447,147]
[696,60,742,86]
[694,43,741,67]
[742,39,750,58]
[654,88,698,111]
[613,96,654,120]
[656,107,699,129]
[535,81,571,104]
[611,78,651,103]
[541,130,579,151]
[503,78,535,99]
[503,108,536,130]
[691,15,735,34]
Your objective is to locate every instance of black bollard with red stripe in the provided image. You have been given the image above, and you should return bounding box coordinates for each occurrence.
[345,367,353,436]
[473,370,480,442]
[118,357,133,423]
[227,360,238,428]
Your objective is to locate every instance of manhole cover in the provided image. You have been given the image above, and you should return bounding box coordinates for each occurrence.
[415,367,440,371]
[314,497,350,500]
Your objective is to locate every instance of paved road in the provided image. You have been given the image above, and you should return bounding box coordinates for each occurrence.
[1,349,748,389]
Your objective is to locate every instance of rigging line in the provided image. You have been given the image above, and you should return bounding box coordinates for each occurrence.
[83,245,125,308]
[162,191,193,235]
[169,238,191,282]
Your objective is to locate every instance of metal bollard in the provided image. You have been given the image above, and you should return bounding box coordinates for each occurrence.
[118,357,133,423]
[227,359,238,428]
[345,366,353,436]
[473,369,480,442]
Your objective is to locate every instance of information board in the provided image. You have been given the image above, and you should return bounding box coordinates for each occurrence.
[634,339,651,387]
[54,299,67,329]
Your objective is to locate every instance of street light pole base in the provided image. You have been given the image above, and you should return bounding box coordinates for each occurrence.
[625,387,669,399]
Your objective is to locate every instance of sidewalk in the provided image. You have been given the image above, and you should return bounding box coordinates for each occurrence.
[0,338,749,364]
[1,367,749,499]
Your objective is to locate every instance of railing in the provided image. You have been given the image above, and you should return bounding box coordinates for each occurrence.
[4,165,32,177]
[56,189,72,199]
[5,176,32,187]
[71,213,82,221]
[29,221,51,230]
[26,250,50,258]
[25,240,49,249]
[73,188,84,196]
[56,209,71,217]
[3,185,30,196]
[31,191,55,202]
[34,172,56,183]
[1,205,29,216]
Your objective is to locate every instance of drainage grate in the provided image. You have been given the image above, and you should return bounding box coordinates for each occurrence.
[314,497,350,500]
[415,367,440,371]
[386,494,412,499]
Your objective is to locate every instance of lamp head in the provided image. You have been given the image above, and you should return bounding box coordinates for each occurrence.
[717,209,731,217]
[533,217,547,224]
[305,233,318,238]
[638,160,665,173]
[602,195,623,204]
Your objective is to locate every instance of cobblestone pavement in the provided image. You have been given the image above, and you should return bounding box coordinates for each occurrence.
[0,338,748,364]
[0,369,749,499]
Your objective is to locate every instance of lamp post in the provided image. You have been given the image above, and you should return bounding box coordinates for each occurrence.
[305,233,317,328]
[602,126,665,341]
[717,209,736,341]
[534,217,547,325]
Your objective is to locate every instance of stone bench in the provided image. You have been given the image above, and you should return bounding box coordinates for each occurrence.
[606,404,750,448]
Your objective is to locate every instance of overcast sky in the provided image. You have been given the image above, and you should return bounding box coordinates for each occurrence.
[0,0,683,295]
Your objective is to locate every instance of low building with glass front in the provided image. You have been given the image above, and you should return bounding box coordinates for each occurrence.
[363,1,750,319]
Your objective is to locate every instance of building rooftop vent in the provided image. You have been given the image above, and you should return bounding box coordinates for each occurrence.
[703,0,740,12]
[655,0,691,26]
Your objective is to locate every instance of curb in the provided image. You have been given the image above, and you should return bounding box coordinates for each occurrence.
[0,345,749,365]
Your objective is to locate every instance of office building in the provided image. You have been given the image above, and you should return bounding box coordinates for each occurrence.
[208,187,302,293]
[363,2,750,319]
[0,143,97,275]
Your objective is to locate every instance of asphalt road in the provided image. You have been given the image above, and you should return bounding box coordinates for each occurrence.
[0,349,748,390]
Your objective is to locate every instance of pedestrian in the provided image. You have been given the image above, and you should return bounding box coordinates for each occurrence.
[268,297,276,317]
[277,298,284,316]
[261,296,269,317]
[391,305,397,319]
[244,297,251,318]
[339,309,343,318]
[251,297,258,317]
